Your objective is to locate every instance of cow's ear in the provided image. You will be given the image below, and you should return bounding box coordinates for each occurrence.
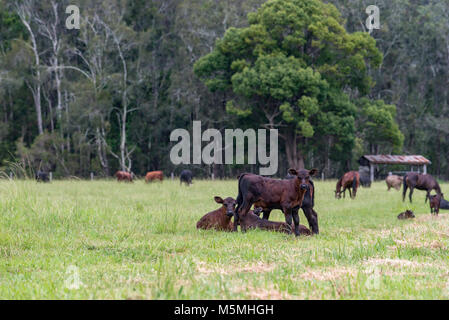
[288,169,298,176]
[309,168,318,177]
[214,196,224,204]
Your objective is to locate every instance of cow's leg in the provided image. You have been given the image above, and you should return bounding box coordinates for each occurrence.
[425,191,430,204]
[402,183,408,202]
[302,207,319,235]
[237,200,252,233]
[282,207,294,235]
[232,213,240,232]
[262,209,272,221]
[409,187,414,203]
[348,188,352,199]
[292,208,301,237]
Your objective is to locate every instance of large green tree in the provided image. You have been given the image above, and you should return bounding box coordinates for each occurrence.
[194,0,382,169]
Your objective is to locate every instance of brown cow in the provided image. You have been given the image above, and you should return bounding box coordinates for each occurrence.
[196,196,236,231]
[386,175,403,191]
[115,171,133,182]
[239,208,312,235]
[403,172,442,203]
[261,171,319,234]
[429,194,449,215]
[145,171,164,183]
[335,171,360,199]
[235,168,318,236]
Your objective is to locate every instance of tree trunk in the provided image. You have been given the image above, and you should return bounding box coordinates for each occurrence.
[284,130,305,170]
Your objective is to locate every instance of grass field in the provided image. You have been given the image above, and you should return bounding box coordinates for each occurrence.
[0,178,448,299]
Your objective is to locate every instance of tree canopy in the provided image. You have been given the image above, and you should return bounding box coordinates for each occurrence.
[195,0,385,169]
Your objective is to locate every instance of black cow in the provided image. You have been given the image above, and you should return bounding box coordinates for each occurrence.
[359,173,371,188]
[36,171,50,182]
[180,170,193,186]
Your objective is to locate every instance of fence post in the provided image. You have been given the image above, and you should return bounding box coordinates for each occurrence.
[211,173,215,180]
[49,172,53,182]
[91,172,94,181]
[171,172,174,181]
[321,172,324,181]
[9,172,13,180]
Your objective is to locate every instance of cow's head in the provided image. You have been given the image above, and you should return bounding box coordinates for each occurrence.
[215,196,237,217]
[253,207,263,217]
[288,168,318,191]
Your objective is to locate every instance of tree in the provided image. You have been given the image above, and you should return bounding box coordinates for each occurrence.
[356,98,404,154]
[194,0,382,169]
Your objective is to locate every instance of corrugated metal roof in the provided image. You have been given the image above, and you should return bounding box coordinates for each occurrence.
[362,155,431,165]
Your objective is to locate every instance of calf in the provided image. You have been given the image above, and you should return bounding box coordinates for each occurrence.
[115,171,133,182]
[397,210,415,220]
[235,168,317,236]
[145,171,164,183]
[238,207,291,233]
[196,196,235,231]
[258,171,319,234]
[386,175,403,191]
[429,194,449,215]
[180,170,193,186]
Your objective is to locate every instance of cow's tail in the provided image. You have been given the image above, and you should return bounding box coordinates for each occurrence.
[235,174,248,216]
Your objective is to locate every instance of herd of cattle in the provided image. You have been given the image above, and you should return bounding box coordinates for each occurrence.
[196,168,449,236]
[35,167,449,237]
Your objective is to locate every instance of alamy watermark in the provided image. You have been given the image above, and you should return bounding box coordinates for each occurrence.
[66,5,80,30]
[64,265,84,290]
[364,266,381,290]
[366,5,380,34]
[170,121,278,176]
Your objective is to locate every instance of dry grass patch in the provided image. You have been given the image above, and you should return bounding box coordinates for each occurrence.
[196,261,275,276]
[299,267,357,281]
[232,283,292,300]
[363,258,431,268]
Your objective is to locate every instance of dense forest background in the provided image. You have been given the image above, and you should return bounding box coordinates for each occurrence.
[0,0,448,179]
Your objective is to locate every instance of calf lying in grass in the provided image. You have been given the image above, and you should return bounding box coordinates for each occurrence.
[429,194,449,215]
[240,208,312,235]
[196,197,312,235]
[397,210,415,220]
[196,196,235,231]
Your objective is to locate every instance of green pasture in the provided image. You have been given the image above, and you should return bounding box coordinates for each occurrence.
[0,179,448,299]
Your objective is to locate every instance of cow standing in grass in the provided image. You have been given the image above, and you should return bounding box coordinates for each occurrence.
[180,170,193,186]
[115,171,133,182]
[256,170,319,234]
[403,172,441,203]
[145,171,164,183]
[235,168,317,236]
[429,194,449,215]
[386,175,403,191]
[335,171,360,199]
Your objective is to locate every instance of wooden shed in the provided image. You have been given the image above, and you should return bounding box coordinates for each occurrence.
[358,155,431,182]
